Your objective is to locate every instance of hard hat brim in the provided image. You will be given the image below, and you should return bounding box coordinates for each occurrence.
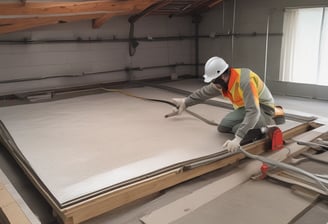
[203,65,228,83]
[203,74,216,83]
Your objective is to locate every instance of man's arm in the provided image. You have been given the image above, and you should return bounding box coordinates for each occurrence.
[184,83,222,107]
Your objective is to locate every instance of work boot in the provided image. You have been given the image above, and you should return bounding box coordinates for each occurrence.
[274,106,285,125]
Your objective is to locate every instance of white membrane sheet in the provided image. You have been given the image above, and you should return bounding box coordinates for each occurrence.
[0,87,232,206]
[0,85,301,206]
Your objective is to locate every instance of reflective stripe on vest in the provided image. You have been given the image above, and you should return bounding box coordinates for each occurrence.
[222,68,264,109]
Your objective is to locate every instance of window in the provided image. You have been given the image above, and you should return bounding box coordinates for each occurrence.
[280,7,328,86]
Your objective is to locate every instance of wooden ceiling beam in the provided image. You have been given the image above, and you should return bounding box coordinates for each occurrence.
[0,0,222,34]
[208,0,224,8]
[93,0,158,29]
[129,0,174,23]
[92,14,115,29]
[0,0,159,34]
[0,13,105,35]
[170,0,223,16]
[0,0,159,15]
[181,0,209,14]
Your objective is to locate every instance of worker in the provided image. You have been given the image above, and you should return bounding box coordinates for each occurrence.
[172,56,280,153]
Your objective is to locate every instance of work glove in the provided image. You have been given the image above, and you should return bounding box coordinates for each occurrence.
[223,135,242,153]
[172,98,187,114]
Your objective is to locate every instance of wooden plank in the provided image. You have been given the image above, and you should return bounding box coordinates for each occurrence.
[0,0,158,15]
[0,169,40,224]
[208,0,224,8]
[268,171,328,196]
[1,204,31,224]
[92,14,115,29]
[0,183,31,224]
[129,0,174,23]
[0,0,158,33]
[140,126,326,223]
[0,13,105,34]
[169,181,318,224]
[141,140,320,224]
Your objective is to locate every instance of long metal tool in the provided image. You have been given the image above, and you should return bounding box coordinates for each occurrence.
[317,138,328,146]
[296,140,328,150]
[165,109,218,126]
[101,87,219,126]
[238,146,328,194]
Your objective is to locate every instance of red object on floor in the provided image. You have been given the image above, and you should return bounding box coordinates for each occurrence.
[260,163,269,179]
[268,127,284,151]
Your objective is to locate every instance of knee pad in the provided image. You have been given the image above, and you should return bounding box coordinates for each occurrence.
[218,125,232,133]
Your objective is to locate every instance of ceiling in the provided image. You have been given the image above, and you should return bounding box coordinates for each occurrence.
[0,0,223,35]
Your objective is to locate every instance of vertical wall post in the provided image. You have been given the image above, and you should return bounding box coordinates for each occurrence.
[192,15,201,77]
[264,14,270,84]
[231,0,236,65]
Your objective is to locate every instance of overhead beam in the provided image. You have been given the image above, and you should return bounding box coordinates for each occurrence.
[129,0,174,23]
[208,0,224,8]
[92,14,115,29]
[92,0,157,29]
[0,0,159,15]
[0,1,159,33]
[0,13,105,35]
[172,0,224,16]
[177,0,210,15]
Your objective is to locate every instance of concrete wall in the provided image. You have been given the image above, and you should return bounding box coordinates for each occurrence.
[2,0,328,99]
[199,0,328,100]
[0,15,194,95]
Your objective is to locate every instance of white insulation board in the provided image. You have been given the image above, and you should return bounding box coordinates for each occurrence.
[0,86,231,206]
[0,85,302,207]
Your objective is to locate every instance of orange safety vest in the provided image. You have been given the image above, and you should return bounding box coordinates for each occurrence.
[222,68,264,109]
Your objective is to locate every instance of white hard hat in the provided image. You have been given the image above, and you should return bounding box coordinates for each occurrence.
[203,56,229,83]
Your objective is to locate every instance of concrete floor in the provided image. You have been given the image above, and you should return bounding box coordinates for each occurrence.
[0,78,327,224]
[274,95,328,121]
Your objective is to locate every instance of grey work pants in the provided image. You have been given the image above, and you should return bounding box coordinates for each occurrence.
[218,105,275,134]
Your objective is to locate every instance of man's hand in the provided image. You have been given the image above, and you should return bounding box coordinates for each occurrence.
[172,98,186,114]
[223,135,242,153]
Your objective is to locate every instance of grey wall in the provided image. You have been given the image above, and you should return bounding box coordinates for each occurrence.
[0,15,194,95]
[2,0,328,99]
[199,0,328,100]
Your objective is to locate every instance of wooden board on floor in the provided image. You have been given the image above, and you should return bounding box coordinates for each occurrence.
[140,126,327,224]
[61,123,323,224]
[0,172,36,224]
[170,180,318,224]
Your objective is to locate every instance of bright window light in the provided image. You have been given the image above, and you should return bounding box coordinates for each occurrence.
[280,7,328,86]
